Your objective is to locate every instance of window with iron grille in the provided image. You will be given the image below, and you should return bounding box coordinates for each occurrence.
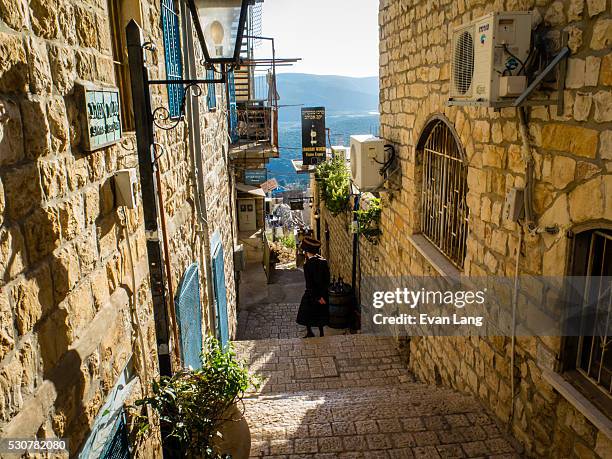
[419,119,469,269]
[107,0,134,131]
[563,228,612,417]
[207,67,217,111]
[161,0,184,119]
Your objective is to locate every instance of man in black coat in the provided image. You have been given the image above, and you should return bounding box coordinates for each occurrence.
[296,237,330,337]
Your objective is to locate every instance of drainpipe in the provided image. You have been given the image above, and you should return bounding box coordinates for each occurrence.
[351,195,361,292]
[222,63,240,304]
[180,5,217,333]
[508,105,536,430]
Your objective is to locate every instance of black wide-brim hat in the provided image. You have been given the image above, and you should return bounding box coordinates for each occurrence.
[301,236,321,253]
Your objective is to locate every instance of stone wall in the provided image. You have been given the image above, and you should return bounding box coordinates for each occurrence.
[318,0,611,457]
[0,0,237,453]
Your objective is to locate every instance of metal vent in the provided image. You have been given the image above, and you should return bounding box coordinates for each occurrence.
[452,30,474,96]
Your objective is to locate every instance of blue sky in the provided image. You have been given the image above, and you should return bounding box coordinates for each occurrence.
[257,0,379,78]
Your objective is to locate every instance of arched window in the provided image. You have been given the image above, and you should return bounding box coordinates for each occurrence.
[418,117,468,269]
[562,226,612,414]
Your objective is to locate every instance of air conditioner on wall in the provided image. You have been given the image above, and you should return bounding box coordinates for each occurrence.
[448,11,532,106]
[350,135,385,191]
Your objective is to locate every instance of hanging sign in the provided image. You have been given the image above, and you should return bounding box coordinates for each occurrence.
[76,83,122,151]
[260,178,278,194]
[301,107,326,166]
[244,168,267,186]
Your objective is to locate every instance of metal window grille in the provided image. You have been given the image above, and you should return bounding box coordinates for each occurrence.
[161,0,184,119]
[420,120,469,269]
[577,230,612,398]
[100,412,130,459]
[107,0,134,130]
[175,263,203,370]
[207,67,217,110]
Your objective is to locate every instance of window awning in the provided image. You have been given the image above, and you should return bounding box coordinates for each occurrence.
[236,182,266,197]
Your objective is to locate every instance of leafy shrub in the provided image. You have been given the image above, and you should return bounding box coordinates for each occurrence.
[279,234,296,249]
[354,197,382,243]
[134,336,259,458]
[315,157,350,215]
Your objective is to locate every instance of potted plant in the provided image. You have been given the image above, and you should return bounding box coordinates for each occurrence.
[134,336,258,458]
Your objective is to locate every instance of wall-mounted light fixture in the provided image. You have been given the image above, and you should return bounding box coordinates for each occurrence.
[186,0,249,65]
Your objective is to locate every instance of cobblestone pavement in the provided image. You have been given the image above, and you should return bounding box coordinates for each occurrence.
[234,302,522,458]
[237,303,305,340]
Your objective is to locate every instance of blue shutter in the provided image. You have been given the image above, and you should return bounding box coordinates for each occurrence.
[211,233,229,347]
[175,263,203,369]
[207,67,217,111]
[228,69,239,143]
[161,0,184,119]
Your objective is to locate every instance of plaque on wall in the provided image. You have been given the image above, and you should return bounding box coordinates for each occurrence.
[244,168,267,186]
[76,83,122,151]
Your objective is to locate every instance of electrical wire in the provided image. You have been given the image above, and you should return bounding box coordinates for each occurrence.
[380,144,397,177]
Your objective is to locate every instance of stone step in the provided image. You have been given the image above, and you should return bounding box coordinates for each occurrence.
[235,334,415,396]
[243,384,519,458]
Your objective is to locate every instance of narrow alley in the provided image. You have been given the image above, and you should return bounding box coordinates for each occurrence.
[234,267,521,458]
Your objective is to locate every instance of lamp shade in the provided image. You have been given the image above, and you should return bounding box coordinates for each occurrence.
[187,0,248,64]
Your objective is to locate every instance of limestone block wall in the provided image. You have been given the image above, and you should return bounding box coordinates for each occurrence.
[0,0,237,453]
[320,0,611,457]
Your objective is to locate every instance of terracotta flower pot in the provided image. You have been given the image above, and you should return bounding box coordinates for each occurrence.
[213,403,251,459]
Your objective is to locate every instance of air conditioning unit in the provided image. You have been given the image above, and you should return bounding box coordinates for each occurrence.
[449,11,532,106]
[350,135,385,191]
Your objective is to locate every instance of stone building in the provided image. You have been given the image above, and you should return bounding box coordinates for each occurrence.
[0,0,243,454]
[315,0,611,457]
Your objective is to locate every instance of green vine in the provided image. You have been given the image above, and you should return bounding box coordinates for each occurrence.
[315,157,350,215]
[354,197,382,244]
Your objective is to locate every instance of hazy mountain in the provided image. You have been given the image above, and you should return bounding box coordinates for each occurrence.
[273,73,379,120]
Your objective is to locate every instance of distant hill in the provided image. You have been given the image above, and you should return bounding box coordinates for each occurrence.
[272,73,379,120]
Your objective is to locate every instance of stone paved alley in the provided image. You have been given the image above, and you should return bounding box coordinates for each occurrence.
[234,267,522,458]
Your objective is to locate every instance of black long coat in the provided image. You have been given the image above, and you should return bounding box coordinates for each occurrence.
[296,255,330,327]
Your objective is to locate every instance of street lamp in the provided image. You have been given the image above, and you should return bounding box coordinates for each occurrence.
[186,0,249,65]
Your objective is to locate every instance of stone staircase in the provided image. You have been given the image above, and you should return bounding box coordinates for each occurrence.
[234,307,522,459]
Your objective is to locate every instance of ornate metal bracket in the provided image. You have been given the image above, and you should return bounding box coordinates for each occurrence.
[147,76,225,130]
[142,39,228,130]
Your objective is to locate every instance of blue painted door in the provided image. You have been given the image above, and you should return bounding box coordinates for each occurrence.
[212,237,229,347]
[174,263,202,369]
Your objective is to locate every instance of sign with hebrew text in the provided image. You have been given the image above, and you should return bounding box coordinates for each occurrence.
[77,84,122,152]
[301,107,326,166]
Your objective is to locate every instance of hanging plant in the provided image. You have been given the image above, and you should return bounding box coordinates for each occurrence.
[354,197,382,244]
[315,157,350,216]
